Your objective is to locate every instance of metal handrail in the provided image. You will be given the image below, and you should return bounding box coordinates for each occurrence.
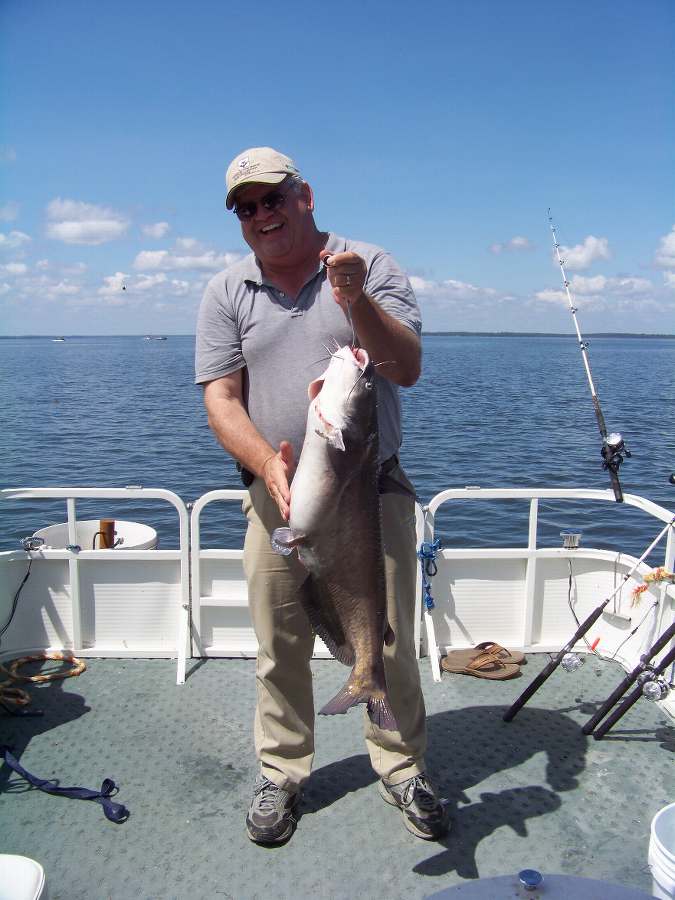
[0,486,191,684]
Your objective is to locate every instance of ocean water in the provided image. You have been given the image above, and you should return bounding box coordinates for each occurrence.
[1,334,674,560]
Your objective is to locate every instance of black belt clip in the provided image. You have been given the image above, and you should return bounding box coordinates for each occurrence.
[236,462,255,488]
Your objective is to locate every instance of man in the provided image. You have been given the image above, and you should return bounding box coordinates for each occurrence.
[195,147,449,845]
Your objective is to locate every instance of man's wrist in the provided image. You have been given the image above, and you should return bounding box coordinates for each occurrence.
[351,291,369,312]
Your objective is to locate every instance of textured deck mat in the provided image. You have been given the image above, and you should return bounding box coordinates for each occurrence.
[1,655,673,900]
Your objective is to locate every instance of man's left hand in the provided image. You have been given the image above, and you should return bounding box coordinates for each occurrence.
[320,250,367,313]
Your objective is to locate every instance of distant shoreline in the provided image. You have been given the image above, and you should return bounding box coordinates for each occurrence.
[2,332,675,340]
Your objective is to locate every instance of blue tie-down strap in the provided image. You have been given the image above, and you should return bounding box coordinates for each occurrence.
[0,745,129,823]
[417,539,442,611]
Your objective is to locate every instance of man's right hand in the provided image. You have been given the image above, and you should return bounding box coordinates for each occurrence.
[261,440,295,521]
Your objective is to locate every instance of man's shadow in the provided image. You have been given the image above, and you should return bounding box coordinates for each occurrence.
[300,704,588,879]
[0,672,90,794]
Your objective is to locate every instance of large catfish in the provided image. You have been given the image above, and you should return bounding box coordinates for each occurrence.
[271,344,397,731]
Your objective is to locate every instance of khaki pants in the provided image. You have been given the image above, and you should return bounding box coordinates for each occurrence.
[242,463,427,792]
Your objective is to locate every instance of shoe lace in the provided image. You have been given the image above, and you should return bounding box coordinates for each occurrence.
[403,775,438,813]
[255,778,284,815]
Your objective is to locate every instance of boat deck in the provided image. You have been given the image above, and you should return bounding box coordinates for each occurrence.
[1,655,673,899]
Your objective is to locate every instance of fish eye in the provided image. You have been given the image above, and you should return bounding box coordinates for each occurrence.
[365,381,373,390]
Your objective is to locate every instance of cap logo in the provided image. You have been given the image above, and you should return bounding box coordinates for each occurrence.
[238,157,250,169]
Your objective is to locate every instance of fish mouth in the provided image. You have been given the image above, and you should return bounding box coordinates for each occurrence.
[350,346,369,369]
[307,345,369,401]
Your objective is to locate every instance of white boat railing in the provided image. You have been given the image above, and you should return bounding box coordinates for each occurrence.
[188,490,426,662]
[422,487,675,683]
[1,485,673,697]
[0,487,191,684]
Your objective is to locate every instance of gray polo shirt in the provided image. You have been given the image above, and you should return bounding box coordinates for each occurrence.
[194,233,421,464]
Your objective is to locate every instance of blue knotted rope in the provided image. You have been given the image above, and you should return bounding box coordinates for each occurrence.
[417,539,442,611]
[1,745,129,823]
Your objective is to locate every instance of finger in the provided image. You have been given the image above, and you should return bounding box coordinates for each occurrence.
[279,440,294,470]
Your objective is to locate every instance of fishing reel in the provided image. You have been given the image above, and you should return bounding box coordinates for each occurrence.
[638,670,670,702]
[601,432,631,475]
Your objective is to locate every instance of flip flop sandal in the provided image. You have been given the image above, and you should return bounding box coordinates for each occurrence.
[441,650,521,680]
[442,642,526,667]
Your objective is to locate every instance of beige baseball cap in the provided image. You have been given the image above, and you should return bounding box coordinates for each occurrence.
[225,147,300,209]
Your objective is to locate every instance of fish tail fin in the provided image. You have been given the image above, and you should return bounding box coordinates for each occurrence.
[318,671,398,732]
[318,682,366,718]
[366,695,398,732]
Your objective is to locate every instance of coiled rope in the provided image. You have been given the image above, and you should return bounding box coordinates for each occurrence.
[0,652,86,711]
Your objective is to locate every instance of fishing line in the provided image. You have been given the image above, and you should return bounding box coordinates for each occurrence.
[547,210,631,501]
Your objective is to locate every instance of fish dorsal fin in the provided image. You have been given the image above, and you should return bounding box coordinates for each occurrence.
[300,577,355,667]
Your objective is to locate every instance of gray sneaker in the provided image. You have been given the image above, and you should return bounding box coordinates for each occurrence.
[379,773,450,840]
[246,775,300,845]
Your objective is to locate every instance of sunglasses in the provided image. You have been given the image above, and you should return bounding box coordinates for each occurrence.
[232,183,293,221]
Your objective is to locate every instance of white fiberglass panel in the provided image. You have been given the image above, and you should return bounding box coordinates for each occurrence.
[433,556,526,650]
[199,557,248,606]
[0,556,73,653]
[533,554,653,663]
[79,560,180,649]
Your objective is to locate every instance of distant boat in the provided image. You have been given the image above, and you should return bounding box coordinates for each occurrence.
[143,335,167,341]
[52,337,65,342]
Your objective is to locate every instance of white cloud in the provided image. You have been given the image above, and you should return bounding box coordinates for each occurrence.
[98,272,129,296]
[174,237,203,252]
[663,272,675,289]
[49,281,81,297]
[535,289,567,305]
[0,230,31,250]
[0,262,28,276]
[410,275,497,301]
[37,259,50,270]
[169,279,191,295]
[133,247,242,272]
[46,198,130,245]
[489,236,533,254]
[0,146,16,163]
[142,221,170,239]
[655,226,675,269]
[0,202,19,222]
[557,235,610,270]
[0,283,10,295]
[536,274,655,309]
[135,273,168,291]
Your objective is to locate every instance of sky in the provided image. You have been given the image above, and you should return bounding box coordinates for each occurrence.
[1,0,673,335]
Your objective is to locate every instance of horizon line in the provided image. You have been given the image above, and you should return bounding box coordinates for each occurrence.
[2,331,675,339]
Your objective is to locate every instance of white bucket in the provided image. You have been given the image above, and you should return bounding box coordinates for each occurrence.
[649,802,675,900]
[32,519,158,550]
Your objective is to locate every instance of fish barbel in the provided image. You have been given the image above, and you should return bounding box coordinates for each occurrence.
[271,344,397,731]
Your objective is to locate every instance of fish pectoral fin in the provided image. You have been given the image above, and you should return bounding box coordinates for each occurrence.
[270,527,306,556]
[384,623,395,646]
[326,427,345,451]
[314,422,346,451]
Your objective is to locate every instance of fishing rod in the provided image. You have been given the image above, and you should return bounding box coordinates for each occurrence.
[548,210,631,501]
[591,641,675,739]
[582,618,675,738]
[503,516,674,722]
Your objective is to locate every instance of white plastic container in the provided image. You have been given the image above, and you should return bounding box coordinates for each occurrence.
[0,854,47,899]
[650,802,675,900]
[33,519,158,550]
